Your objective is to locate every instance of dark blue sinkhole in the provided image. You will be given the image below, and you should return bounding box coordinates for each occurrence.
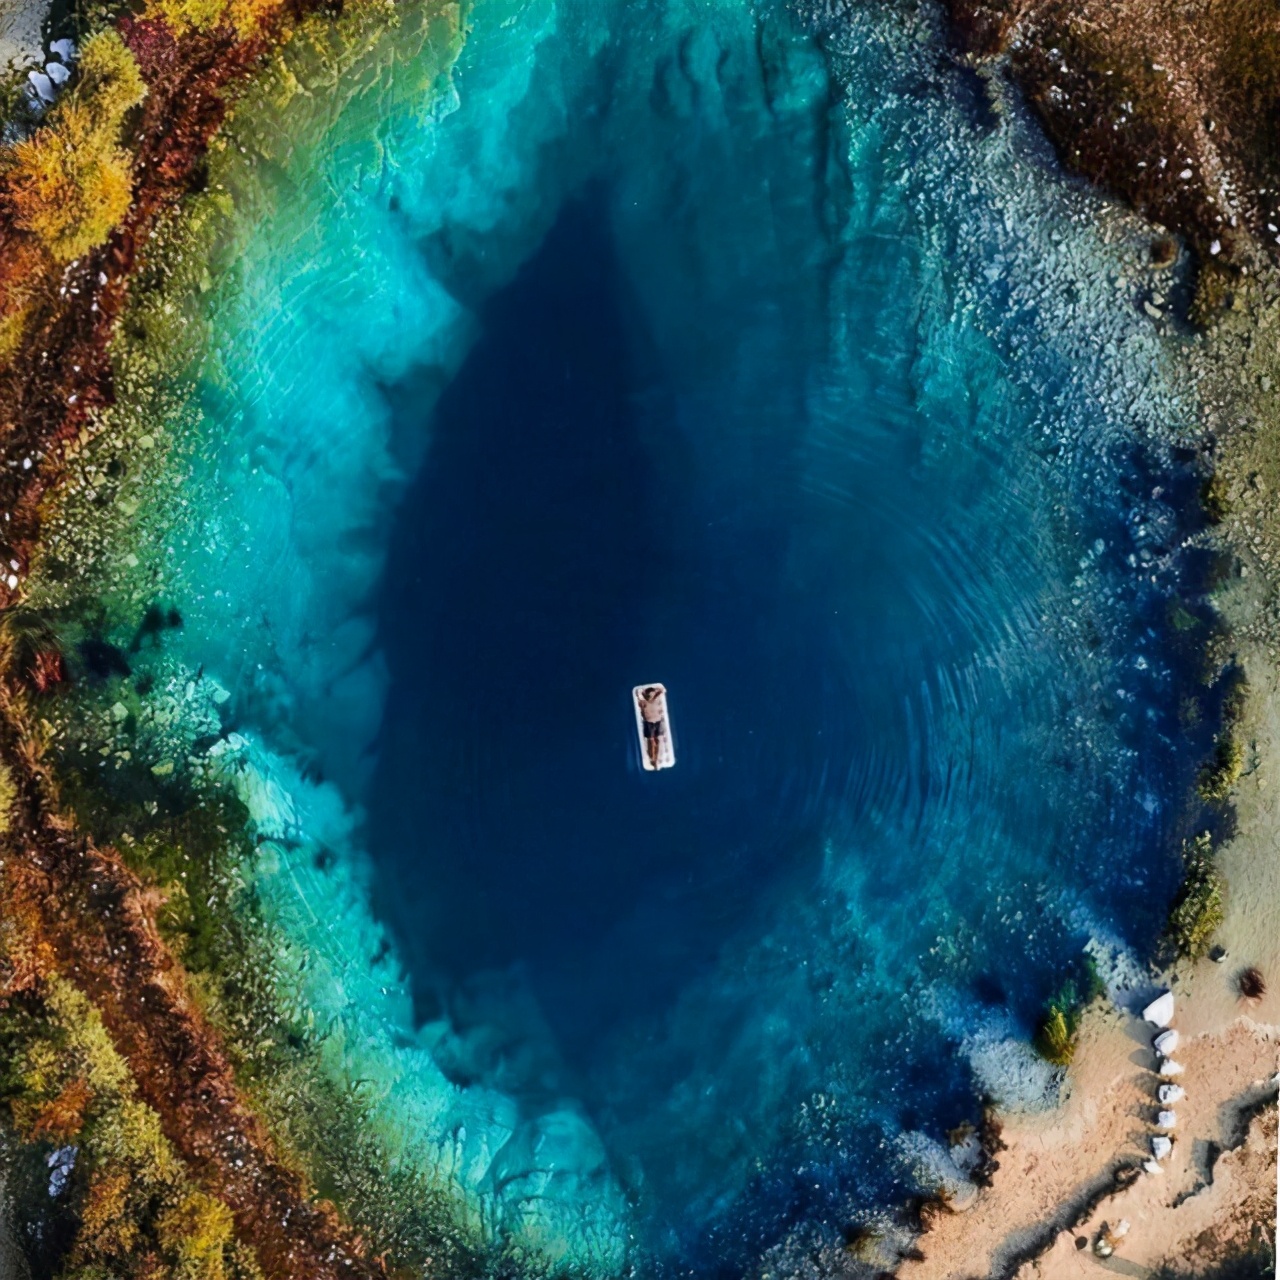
[364,192,1209,1268]
[372,199,834,1040]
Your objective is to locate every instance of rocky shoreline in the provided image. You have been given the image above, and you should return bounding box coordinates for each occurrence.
[839,6,1280,1272]
[0,4,493,1276]
[945,0,1279,274]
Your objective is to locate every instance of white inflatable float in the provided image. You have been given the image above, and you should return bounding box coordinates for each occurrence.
[633,683,676,771]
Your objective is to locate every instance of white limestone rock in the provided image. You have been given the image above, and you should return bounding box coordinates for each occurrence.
[1156,1110,1177,1130]
[1158,1083,1185,1104]
[1159,1058,1185,1077]
[45,61,69,85]
[1142,991,1174,1028]
[26,69,54,102]
[1142,1159,1164,1175]
[50,37,76,60]
[1153,1028,1180,1055]
[1151,1135,1173,1160]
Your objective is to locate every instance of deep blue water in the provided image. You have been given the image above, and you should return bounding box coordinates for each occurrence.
[372,197,837,1037]
[145,0,1215,1270]
[364,129,1200,1277]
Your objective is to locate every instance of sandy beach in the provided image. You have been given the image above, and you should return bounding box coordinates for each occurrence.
[901,635,1280,1278]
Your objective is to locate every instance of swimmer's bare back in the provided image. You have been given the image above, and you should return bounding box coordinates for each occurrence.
[632,684,676,771]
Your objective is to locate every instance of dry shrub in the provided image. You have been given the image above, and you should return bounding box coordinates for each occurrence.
[29,1075,93,1140]
[8,103,135,261]
[78,1169,139,1258]
[0,975,251,1277]
[1238,966,1267,1000]
[0,234,53,364]
[158,1190,236,1276]
[3,30,146,263]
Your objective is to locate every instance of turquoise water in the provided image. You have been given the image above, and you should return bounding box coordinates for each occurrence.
[105,0,1211,1270]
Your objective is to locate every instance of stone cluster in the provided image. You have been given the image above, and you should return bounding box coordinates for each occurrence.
[1139,990,1184,1174]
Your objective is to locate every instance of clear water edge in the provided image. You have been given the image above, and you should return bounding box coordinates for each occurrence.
[26,0,1217,1274]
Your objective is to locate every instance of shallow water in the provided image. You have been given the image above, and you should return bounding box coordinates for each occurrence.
[91,0,1212,1269]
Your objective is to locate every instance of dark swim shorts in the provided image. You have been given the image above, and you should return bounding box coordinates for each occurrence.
[643,719,662,739]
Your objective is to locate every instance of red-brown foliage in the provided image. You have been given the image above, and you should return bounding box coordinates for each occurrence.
[29,649,67,693]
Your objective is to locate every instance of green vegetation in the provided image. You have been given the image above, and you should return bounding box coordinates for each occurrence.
[0,4,552,1276]
[1034,1001,1078,1067]
[3,30,146,262]
[0,762,16,835]
[1198,667,1248,803]
[157,1191,238,1279]
[1167,832,1226,960]
[1081,952,1107,1004]
[1169,599,1202,632]
[1200,471,1231,524]
[1032,970,1101,1068]
[1198,735,1245,802]
[148,0,231,32]
[1034,1003,1075,1064]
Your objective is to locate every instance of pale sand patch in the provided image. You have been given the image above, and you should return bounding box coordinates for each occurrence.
[0,0,48,69]
[899,637,1280,1279]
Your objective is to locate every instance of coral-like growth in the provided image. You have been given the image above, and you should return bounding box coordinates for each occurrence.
[1167,833,1226,960]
